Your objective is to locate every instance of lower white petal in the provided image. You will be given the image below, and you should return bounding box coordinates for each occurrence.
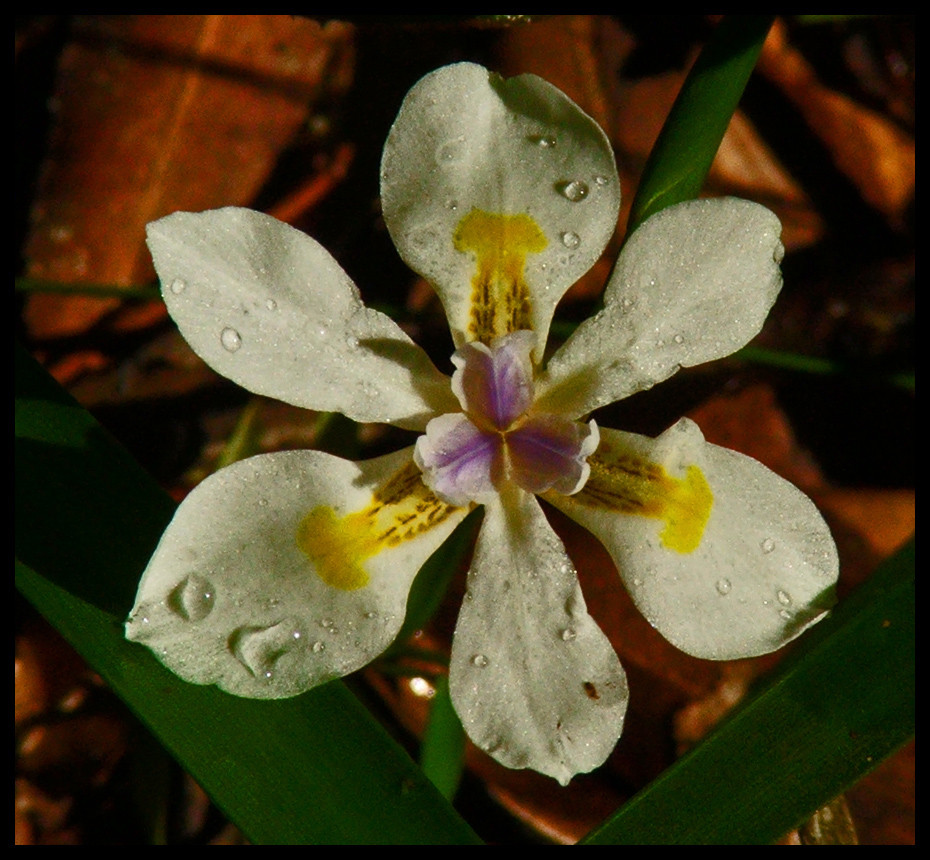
[126,448,468,698]
[449,490,627,785]
[548,420,839,660]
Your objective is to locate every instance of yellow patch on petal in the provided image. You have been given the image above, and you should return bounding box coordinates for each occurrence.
[296,462,460,591]
[454,208,547,344]
[573,443,713,554]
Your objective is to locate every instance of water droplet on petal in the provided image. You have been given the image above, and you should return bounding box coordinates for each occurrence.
[761,538,776,554]
[673,334,684,344]
[557,179,589,202]
[220,327,242,352]
[265,298,277,311]
[560,627,577,641]
[169,278,187,295]
[777,589,792,606]
[471,654,489,668]
[779,609,793,620]
[485,737,505,754]
[444,199,458,211]
[594,175,609,186]
[229,620,301,678]
[560,231,581,249]
[345,335,359,349]
[528,133,556,148]
[168,574,216,621]
[716,578,732,596]
[312,640,326,653]
[436,136,467,163]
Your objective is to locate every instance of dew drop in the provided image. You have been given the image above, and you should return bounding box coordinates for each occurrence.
[169,278,187,295]
[528,133,556,148]
[312,640,326,653]
[557,179,589,202]
[258,498,269,507]
[560,627,577,642]
[364,611,378,620]
[444,198,459,211]
[779,609,793,620]
[345,335,359,349]
[560,231,581,249]
[485,737,505,754]
[220,327,242,352]
[229,620,300,678]
[777,589,792,606]
[673,334,684,344]
[265,298,277,311]
[716,578,732,596]
[594,175,609,186]
[761,538,776,554]
[168,574,216,622]
[471,654,489,668]
[436,136,467,163]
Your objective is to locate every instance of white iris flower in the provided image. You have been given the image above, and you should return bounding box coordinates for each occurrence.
[127,63,839,785]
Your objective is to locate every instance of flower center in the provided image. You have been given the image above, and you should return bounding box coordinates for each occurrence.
[414,331,598,506]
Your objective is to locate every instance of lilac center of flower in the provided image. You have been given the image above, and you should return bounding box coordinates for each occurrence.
[414,331,598,506]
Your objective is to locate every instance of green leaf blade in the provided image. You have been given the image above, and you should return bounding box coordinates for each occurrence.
[627,15,775,234]
[582,539,914,845]
[15,342,481,845]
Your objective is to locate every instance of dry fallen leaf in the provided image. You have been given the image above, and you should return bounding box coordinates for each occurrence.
[24,15,355,339]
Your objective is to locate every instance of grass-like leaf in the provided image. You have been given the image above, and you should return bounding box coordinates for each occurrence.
[627,15,774,234]
[582,539,914,844]
[15,342,481,845]
[420,675,467,801]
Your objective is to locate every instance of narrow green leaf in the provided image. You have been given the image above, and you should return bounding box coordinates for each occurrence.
[582,539,914,845]
[420,675,467,800]
[15,342,481,845]
[627,15,774,234]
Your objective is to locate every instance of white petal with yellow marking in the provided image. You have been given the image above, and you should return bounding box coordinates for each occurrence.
[538,198,783,418]
[148,208,457,431]
[381,62,620,356]
[449,489,627,785]
[547,420,838,660]
[126,448,468,699]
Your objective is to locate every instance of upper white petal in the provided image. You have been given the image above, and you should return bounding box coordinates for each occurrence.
[548,420,839,660]
[538,198,784,418]
[449,490,627,785]
[381,62,620,357]
[126,448,469,698]
[148,207,457,430]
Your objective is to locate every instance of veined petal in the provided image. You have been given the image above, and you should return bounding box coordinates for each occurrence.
[537,199,784,418]
[547,420,839,660]
[126,448,468,699]
[449,490,627,785]
[509,415,599,497]
[414,413,503,506]
[451,331,536,429]
[381,62,620,356]
[148,208,457,431]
